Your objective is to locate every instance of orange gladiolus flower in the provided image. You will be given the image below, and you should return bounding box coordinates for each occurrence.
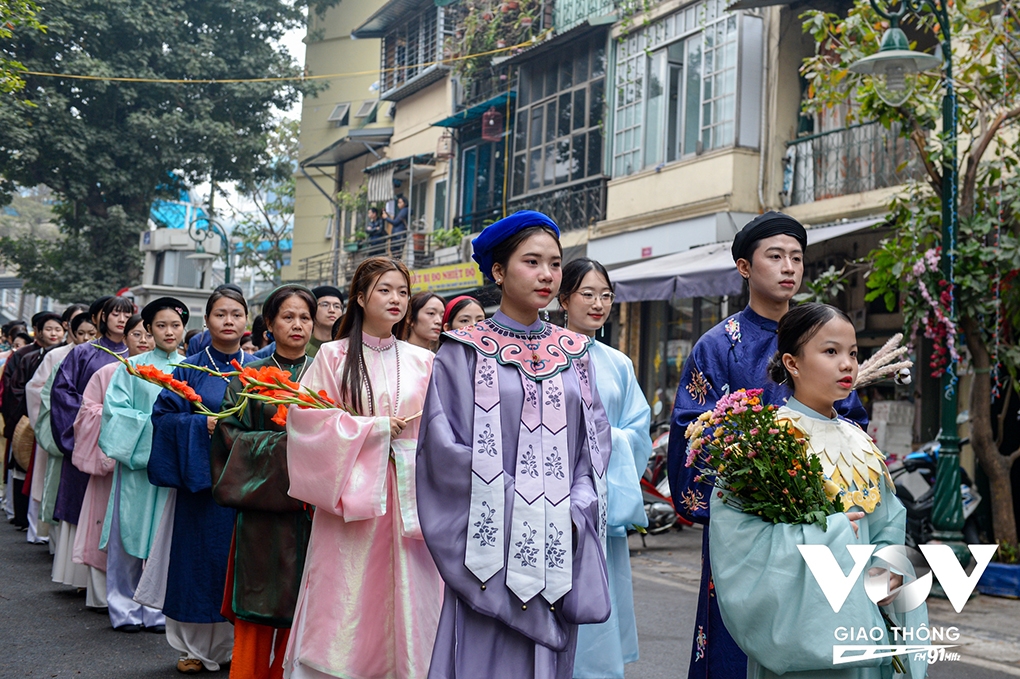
[270,405,289,427]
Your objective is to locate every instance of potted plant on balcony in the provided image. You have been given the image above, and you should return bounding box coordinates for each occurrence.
[432,226,465,265]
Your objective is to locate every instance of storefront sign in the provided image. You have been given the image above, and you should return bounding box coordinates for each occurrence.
[410,262,484,293]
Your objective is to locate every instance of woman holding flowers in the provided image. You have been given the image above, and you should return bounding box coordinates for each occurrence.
[149,287,251,674]
[417,212,612,679]
[283,257,442,679]
[99,297,189,635]
[70,313,151,625]
[210,285,316,679]
[558,258,649,679]
[706,303,927,679]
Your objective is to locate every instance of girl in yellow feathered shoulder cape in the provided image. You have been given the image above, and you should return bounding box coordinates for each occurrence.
[710,303,928,679]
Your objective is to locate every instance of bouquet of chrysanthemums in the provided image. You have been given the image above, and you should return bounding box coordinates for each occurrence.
[684,389,843,531]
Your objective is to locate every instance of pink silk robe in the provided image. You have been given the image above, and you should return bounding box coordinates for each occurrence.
[285,335,443,679]
[71,362,118,571]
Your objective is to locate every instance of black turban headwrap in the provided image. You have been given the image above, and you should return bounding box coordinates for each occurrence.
[731,211,808,263]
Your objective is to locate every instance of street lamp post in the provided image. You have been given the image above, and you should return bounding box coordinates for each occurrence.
[188,216,232,285]
[848,0,967,559]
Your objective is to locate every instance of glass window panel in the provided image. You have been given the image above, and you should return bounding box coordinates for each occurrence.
[559,57,573,90]
[529,107,543,151]
[555,140,570,184]
[476,143,492,208]
[723,68,736,97]
[543,144,555,185]
[684,38,702,155]
[704,74,713,100]
[512,154,526,196]
[718,121,734,148]
[593,43,606,77]
[433,180,446,229]
[515,112,528,152]
[727,40,738,68]
[545,101,557,142]
[528,148,542,190]
[461,147,477,215]
[559,92,572,138]
[573,88,586,130]
[644,51,666,168]
[574,46,589,83]
[590,78,604,127]
[704,47,713,73]
[519,70,530,106]
[721,94,735,123]
[571,133,586,181]
[545,67,557,98]
[587,130,602,177]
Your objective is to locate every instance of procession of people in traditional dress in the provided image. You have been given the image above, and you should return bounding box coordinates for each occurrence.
[0,210,924,679]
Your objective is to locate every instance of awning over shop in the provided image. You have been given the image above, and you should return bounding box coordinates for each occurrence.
[300,128,393,168]
[352,0,426,38]
[432,92,516,128]
[612,217,884,303]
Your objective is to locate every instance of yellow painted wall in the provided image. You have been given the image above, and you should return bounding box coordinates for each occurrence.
[601,147,761,231]
[285,0,391,281]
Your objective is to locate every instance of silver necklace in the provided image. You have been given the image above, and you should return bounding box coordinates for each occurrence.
[205,346,244,382]
[271,353,309,383]
[359,339,400,417]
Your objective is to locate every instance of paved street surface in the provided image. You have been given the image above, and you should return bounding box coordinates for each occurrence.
[2,521,1018,677]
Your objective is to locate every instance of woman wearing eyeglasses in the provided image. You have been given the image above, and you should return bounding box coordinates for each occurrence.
[558,258,650,679]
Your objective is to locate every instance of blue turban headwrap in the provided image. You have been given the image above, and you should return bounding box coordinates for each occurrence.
[471,210,561,282]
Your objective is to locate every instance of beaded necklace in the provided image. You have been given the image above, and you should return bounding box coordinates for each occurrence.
[359,336,399,417]
[205,346,247,382]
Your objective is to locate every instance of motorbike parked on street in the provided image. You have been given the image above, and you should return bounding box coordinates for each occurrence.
[886,436,982,548]
[639,425,693,540]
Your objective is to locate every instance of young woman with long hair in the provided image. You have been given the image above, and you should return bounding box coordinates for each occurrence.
[558,258,649,679]
[210,285,317,679]
[284,257,442,679]
[417,212,613,678]
[100,298,190,636]
[405,291,445,351]
[149,287,251,673]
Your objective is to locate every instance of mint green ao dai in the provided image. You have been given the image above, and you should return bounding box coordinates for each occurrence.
[97,348,178,558]
[709,401,928,679]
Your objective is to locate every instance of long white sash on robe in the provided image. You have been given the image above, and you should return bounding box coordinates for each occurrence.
[464,352,606,604]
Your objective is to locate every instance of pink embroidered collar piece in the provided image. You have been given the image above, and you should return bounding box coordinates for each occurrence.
[444,313,592,381]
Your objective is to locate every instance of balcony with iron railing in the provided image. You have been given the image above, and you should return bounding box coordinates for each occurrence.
[785,121,925,206]
[508,178,606,232]
[296,229,469,288]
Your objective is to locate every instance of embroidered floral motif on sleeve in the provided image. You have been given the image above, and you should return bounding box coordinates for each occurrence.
[686,370,711,406]
[680,488,708,513]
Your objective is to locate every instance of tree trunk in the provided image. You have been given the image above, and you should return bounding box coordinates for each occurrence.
[962,315,1019,547]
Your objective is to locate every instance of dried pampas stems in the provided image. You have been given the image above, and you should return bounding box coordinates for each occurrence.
[853,333,913,390]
